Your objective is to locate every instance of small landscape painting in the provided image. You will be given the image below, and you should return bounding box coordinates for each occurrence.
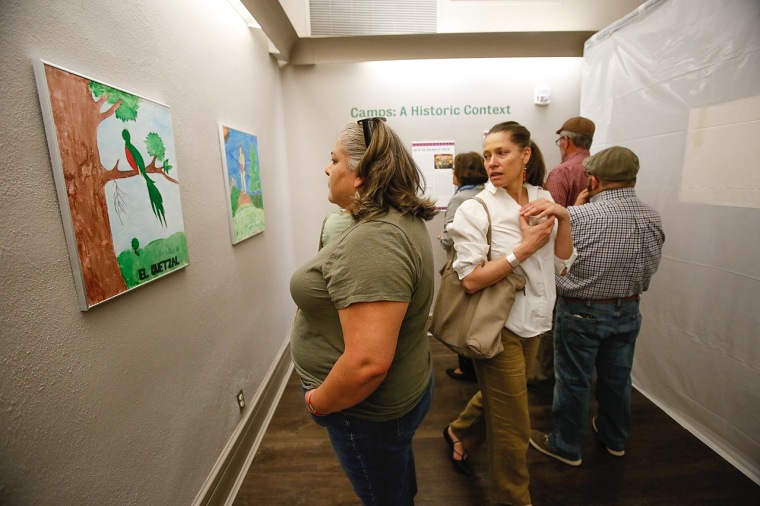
[218,125,265,244]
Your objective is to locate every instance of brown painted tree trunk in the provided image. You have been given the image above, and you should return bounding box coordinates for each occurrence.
[45,65,127,307]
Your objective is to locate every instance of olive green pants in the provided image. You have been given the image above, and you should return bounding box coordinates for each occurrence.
[450,327,539,506]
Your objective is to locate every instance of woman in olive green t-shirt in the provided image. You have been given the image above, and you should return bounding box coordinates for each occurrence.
[290,117,437,505]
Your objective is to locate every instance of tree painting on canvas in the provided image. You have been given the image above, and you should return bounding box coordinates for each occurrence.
[35,61,189,310]
[218,125,265,244]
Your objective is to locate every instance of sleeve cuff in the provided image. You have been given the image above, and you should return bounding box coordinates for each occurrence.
[554,247,577,275]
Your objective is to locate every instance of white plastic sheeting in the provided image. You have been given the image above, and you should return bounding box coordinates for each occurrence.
[582,0,760,483]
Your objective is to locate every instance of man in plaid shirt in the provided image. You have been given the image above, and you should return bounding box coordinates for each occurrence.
[524,146,665,466]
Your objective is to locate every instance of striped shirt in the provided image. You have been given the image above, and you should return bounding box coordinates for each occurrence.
[557,188,664,299]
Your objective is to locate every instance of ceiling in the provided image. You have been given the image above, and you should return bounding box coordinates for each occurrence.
[238,0,648,65]
[308,0,437,37]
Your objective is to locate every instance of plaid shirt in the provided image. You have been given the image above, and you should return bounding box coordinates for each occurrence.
[557,188,665,299]
[545,150,590,207]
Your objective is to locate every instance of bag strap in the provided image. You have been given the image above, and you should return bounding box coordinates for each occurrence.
[442,196,493,271]
[472,197,494,261]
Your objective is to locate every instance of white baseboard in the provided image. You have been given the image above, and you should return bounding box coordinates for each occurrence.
[192,339,294,506]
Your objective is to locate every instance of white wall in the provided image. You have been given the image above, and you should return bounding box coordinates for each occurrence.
[582,0,760,483]
[0,0,297,504]
[281,58,585,275]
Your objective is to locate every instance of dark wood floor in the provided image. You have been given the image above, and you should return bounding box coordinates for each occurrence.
[233,337,760,505]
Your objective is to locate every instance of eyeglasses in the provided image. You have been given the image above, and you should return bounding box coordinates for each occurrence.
[555,136,567,146]
[357,117,387,148]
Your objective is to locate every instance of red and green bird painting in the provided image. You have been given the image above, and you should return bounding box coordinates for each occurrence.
[122,128,166,226]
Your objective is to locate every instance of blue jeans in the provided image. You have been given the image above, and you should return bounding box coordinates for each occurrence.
[311,378,433,506]
[549,297,642,460]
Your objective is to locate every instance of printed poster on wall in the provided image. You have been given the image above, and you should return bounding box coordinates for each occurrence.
[34,60,189,311]
[412,140,456,209]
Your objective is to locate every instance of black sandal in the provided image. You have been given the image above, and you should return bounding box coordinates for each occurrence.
[443,426,473,475]
[445,368,477,383]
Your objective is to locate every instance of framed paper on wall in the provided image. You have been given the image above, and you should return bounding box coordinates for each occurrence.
[412,140,456,209]
[218,125,266,244]
[34,60,190,311]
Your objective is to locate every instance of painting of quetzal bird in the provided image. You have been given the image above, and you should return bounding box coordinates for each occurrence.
[123,129,166,226]
[34,61,189,310]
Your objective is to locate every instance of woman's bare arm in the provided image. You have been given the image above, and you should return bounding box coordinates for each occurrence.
[303,300,408,415]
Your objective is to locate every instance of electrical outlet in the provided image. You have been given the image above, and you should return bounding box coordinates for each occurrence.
[236,389,245,411]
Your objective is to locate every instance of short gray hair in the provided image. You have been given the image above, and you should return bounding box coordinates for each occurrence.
[560,130,593,150]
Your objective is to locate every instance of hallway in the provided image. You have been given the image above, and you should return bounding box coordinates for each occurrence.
[233,337,760,505]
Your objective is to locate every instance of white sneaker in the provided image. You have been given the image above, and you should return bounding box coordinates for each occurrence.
[592,416,625,457]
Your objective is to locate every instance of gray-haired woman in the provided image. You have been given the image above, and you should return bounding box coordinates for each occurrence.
[290,117,438,505]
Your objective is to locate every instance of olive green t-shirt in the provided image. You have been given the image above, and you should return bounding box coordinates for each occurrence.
[319,210,354,249]
[290,208,434,421]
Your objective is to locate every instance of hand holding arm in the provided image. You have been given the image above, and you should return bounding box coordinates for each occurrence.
[520,197,570,223]
[461,213,555,293]
[520,198,574,271]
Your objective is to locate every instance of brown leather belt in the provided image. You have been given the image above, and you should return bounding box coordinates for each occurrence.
[560,294,640,305]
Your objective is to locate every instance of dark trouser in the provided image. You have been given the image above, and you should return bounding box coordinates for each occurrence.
[549,297,642,460]
[312,378,433,506]
[458,354,476,378]
[528,328,554,382]
[528,303,557,383]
